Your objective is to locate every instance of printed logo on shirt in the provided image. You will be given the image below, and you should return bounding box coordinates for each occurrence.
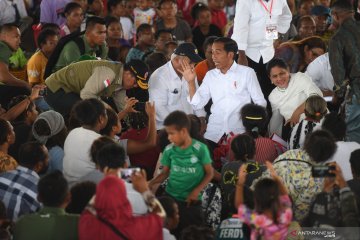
[193,142,201,151]
[190,156,198,164]
[173,165,196,174]
[103,79,111,88]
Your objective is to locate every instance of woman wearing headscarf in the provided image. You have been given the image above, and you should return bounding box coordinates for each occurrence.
[79,175,164,240]
[32,110,68,173]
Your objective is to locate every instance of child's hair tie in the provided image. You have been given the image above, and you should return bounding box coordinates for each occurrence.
[245,116,263,120]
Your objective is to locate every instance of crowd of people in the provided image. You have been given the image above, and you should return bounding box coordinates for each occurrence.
[0,0,360,239]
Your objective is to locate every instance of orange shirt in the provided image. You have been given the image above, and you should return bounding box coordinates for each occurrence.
[195,60,209,85]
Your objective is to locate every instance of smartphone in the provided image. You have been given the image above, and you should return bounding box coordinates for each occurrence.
[39,88,47,96]
[119,168,141,181]
[312,165,336,178]
[134,102,146,112]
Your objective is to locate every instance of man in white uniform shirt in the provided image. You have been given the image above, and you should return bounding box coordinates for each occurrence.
[231,0,292,101]
[185,37,267,150]
[149,42,206,129]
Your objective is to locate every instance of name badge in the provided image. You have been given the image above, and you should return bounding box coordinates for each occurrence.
[265,18,278,40]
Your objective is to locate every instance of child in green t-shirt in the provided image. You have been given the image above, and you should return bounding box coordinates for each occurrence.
[149,111,213,234]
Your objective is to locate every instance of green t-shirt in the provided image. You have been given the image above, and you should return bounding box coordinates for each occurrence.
[54,35,108,72]
[0,41,13,65]
[161,139,212,201]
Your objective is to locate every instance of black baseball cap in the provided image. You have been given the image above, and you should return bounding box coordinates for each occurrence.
[126,59,149,90]
[174,43,203,63]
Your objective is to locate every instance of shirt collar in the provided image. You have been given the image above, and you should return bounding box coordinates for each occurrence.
[39,207,66,215]
[83,35,100,53]
[214,61,237,74]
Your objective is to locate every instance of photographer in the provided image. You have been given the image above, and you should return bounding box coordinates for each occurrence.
[304,163,359,237]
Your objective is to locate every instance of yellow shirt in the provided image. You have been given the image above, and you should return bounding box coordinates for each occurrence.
[27,50,47,85]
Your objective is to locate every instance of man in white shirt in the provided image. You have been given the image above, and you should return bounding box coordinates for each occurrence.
[305,52,334,97]
[231,0,292,100]
[149,42,206,129]
[185,37,267,148]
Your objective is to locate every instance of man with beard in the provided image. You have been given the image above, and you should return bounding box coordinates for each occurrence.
[0,142,49,221]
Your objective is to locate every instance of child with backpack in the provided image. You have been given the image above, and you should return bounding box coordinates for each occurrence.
[235,161,293,240]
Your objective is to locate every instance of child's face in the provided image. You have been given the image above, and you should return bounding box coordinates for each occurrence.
[107,22,123,39]
[165,125,186,146]
[112,3,127,17]
[126,0,137,16]
[155,32,173,52]
[198,10,212,26]
[41,34,59,54]
[168,203,180,230]
[137,0,152,10]
[138,28,155,46]
[160,1,177,20]
[113,119,122,134]
[89,0,104,16]
[208,0,225,10]
[298,1,314,16]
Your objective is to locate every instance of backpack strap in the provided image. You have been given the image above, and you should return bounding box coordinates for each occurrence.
[96,215,129,240]
[73,36,85,56]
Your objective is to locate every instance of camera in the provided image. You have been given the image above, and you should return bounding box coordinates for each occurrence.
[134,102,146,112]
[119,168,141,182]
[312,165,336,178]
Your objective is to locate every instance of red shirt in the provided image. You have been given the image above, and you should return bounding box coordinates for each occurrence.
[254,137,279,164]
[211,9,227,31]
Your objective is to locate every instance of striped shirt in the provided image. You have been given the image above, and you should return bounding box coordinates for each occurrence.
[254,137,280,164]
[0,166,41,221]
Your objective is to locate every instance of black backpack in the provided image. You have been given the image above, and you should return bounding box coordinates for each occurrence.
[44,30,102,78]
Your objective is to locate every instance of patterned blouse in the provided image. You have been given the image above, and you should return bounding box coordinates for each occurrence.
[0,151,18,173]
[238,195,293,240]
[269,149,324,221]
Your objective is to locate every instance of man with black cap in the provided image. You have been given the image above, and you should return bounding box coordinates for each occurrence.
[45,59,149,116]
[149,42,206,129]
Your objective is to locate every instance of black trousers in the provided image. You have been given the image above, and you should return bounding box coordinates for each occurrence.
[0,85,30,110]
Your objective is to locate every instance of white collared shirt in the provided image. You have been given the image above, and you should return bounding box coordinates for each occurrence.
[149,61,206,129]
[188,62,267,143]
[305,53,334,91]
[231,0,292,63]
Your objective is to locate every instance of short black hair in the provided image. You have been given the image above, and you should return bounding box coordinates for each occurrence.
[38,170,68,207]
[90,136,115,164]
[180,225,215,240]
[0,23,19,34]
[107,0,124,12]
[18,141,48,169]
[164,111,190,131]
[0,119,11,145]
[231,134,256,161]
[145,52,167,74]
[86,16,106,30]
[158,196,177,218]
[100,108,119,136]
[158,0,176,9]
[202,36,217,52]
[350,149,360,177]
[191,2,210,20]
[66,181,96,214]
[331,0,353,12]
[154,29,172,40]
[266,58,288,76]
[136,23,152,38]
[37,29,57,48]
[304,130,337,163]
[41,23,60,31]
[62,2,82,17]
[72,98,106,127]
[213,37,238,59]
[105,16,120,28]
[97,143,126,170]
[321,112,346,141]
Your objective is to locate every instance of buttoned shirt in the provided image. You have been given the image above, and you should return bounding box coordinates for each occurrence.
[231,0,292,63]
[0,166,41,221]
[188,62,267,143]
[149,61,206,130]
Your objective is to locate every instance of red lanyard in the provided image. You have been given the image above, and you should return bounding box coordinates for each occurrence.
[259,0,274,18]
